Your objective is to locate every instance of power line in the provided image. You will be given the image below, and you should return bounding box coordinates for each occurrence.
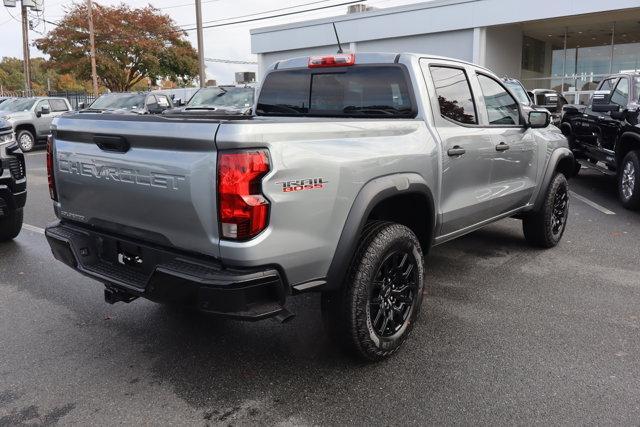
[157,0,221,10]
[205,57,257,65]
[181,0,367,32]
[178,0,338,28]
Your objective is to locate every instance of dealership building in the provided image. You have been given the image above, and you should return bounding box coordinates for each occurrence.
[251,0,640,104]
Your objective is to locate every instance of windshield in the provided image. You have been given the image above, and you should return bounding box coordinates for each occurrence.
[89,93,147,110]
[503,81,531,106]
[0,98,36,112]
[187,87,254,110]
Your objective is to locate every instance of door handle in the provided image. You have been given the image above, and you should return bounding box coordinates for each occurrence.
[94,135,130,153]
[447,146,466,156]
[495,142,510,152]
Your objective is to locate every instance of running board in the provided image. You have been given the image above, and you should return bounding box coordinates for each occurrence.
[577,159,616,177]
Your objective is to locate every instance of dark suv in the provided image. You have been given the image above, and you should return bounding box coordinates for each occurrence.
[0,119,26,241]
[561,72,640,209]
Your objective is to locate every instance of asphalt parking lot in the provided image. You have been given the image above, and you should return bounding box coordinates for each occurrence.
[1,149,639,425]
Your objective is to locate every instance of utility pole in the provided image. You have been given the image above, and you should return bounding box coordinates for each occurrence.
[20,2,32,94]
[195,0,206,88]
[87,0,99,97]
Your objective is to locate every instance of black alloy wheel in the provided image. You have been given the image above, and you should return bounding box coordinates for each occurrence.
[369,250,418,338]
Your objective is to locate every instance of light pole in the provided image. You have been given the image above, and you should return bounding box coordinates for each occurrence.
[3,0,44,94]
[195,0,206,88]
[20,2,32,94]
[86,0,99,97]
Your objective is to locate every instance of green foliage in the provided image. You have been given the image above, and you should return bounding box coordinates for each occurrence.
[35,3,199,91]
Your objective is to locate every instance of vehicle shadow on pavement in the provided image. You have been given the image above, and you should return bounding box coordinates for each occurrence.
[112,220,534,421]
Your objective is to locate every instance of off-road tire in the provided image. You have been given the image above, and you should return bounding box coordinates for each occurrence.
[0,208,23,242]
[16,129,35,152]
[618,150,640,211]
[523,173,569,248]
[321,221,426,362]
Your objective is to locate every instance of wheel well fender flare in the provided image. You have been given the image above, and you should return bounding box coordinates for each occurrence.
[616,132,640,164]
[534,147,574,211]
[324,173,435,291]
[14,122,36,136]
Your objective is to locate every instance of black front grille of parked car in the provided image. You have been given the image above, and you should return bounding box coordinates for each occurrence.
[0,197,6,217]
[8,158,25,180]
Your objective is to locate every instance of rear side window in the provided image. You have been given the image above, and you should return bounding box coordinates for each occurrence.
[50,99,68,112]
[256,66,415,118]
[429,66,477,125]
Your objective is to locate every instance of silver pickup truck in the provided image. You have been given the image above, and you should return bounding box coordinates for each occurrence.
[45,53,574,361]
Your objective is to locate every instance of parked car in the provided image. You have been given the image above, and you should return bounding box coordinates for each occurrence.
[80,92,174,115]
[0,97,72,152]
[45,53,573,361]
[502,78,565,126]
[0,97,16,106]
[0,118,26,241]
[561,72,640,210]
[152,87,200,107]
[164,85,255,116]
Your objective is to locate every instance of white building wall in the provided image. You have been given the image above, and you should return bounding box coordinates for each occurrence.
[257,30,475,80]
[354,30,474,62]
[483,24,523,78]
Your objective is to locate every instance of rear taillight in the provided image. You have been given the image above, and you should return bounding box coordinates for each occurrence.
[46,134,57,201]
[217,149,270,240]
[308,53,355,68]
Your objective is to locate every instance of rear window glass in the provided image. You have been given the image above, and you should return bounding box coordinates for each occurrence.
[429,66,477,125]
[256,66,415,118]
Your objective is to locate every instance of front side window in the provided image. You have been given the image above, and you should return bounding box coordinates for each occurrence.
[429,66,477,125]
[610,78,629,107]
[477,74,521,125]
[599,78,617,92]
[37,100,51,112]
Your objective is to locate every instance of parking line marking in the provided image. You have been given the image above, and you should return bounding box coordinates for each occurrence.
[570,191,616,215]
[23,224,45,234]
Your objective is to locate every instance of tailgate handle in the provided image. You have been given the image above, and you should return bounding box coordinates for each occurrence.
[94,135,129,153]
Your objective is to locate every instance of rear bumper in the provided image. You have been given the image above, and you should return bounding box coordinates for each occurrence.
[45,221,287,320]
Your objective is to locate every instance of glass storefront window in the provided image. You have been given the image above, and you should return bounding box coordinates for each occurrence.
[523,20,640,104]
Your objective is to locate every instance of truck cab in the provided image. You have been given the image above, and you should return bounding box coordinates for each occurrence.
[561,72,640,209]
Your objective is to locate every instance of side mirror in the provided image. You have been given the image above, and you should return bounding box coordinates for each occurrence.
[146,102,161,114]
[174,98,184,106]
[528,110,550,129]
[610,109,627,120]
[78,102,86,110]
[41,106,50,115]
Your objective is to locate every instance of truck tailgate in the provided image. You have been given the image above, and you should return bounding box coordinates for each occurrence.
[52,115,222,258]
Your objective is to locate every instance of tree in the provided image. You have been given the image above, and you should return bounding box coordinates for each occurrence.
[35,3,199,92]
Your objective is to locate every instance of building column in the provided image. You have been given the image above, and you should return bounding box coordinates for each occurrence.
[473,27,487,66]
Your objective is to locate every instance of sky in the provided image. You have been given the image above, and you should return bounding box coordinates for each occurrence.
[0,0,426,85]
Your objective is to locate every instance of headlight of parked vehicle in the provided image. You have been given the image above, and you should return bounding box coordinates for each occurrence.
[0,132,16,146]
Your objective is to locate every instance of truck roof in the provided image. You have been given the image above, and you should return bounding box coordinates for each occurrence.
[272,52,492,73]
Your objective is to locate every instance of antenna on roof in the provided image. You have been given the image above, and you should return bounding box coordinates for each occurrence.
[332,22,344,54]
